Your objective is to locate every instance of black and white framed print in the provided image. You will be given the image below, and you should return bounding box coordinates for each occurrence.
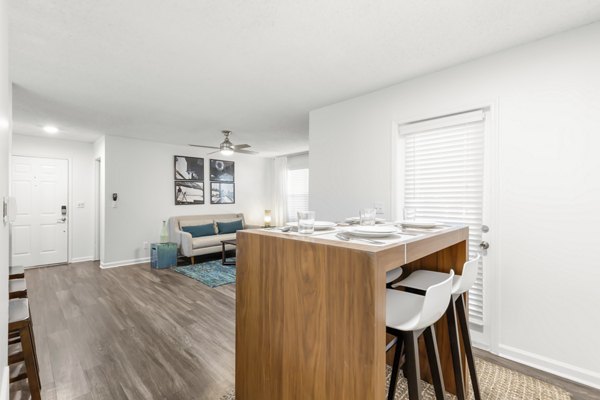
[174,156,204,180]
[210,159,235,182]
[211,182,235,204]
[175,181,204,205]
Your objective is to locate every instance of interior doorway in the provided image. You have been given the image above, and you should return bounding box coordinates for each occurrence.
[11,155,69,267]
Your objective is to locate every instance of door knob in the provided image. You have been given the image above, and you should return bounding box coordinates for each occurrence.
[480,241,490,250]
[57,217,66,223]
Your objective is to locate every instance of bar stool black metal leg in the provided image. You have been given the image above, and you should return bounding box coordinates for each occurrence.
[21,324,41,400]
[387,334,403,400]
[423,326,445,400]
[456,294,481,400]
[403,331,422,400]
[447,299,466,400]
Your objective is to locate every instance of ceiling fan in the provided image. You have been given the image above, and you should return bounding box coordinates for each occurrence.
[189,130,258,156]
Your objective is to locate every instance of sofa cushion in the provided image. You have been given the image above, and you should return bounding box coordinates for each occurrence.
[192,233,236,249]
[180,219,214,228]
[182,223,215,238]
[216,219,244,234]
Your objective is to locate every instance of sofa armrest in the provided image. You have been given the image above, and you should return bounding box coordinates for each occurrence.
[180,231,193,256]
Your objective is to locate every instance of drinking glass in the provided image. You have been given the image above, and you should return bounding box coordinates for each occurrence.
[297,211,316,234]
[403,207,416,221]
[359,208,377,226]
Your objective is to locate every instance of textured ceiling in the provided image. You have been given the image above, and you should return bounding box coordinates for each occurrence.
[9,0,600,155]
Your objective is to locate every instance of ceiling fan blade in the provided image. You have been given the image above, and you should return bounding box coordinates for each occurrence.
[189,144,219,149]
[234,149,259,155]
[207,150,222,155]
[233,144,251,150]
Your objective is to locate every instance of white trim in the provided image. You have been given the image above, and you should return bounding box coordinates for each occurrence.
[389,121,399,221]
[94,157,101,262]
[398,109,485,135]
[486,99,502,354]
[0,366,9,400]
[70,256,94,263]
[471,331,491,352]
[499,344,600,390]
[100,257,149,269]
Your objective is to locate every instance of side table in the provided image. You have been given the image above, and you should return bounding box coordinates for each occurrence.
[151,242,178,269]
[221,239,237,266]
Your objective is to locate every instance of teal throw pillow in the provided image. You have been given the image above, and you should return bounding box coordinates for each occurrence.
[182,223,215,238]
[217,219,244,234]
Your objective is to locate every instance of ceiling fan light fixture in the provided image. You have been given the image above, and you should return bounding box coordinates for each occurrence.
[220,130,234,155]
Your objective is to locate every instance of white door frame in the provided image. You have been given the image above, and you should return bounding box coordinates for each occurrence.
[11,154,71,265]
[389,98,501,354]
[94,157,101,262]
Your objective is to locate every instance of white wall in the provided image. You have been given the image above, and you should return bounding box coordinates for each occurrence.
[0,0,11,394]
[310,23,600,388]
[102,135,272,267]
[11,134,96,262]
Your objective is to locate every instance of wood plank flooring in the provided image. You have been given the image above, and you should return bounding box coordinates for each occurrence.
[17,261,235,400]
[11,260,600,400]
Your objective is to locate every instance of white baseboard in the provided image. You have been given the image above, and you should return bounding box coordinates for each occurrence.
[100,257,150,269]
[1,366,9,400]
[70,256,94,263]
[499,344,600,390]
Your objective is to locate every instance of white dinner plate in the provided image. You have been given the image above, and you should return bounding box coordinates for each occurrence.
[346,226,400,238]
[352,225,399,234]
[286,221,337,230]
[344,217,386,224]
[396,220,441,229]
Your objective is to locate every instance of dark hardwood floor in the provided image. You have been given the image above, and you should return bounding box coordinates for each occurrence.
[11,261,600,399]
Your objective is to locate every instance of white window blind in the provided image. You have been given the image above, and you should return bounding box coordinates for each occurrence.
[400,110,486,326]
[287,168,309,222]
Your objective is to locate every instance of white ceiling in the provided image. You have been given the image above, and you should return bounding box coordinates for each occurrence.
[9,0,600,155]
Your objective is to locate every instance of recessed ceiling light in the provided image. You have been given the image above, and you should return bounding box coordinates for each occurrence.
[43,125,59,134]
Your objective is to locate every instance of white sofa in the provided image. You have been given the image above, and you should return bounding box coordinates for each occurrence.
[168,213,249,262]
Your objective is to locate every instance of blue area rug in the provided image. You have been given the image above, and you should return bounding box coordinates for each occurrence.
[172,259,236,288]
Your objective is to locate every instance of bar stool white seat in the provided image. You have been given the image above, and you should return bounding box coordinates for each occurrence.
[386,267,403,286]
[386,270,454,400]
[9,278,27,299]
[394,256,481,400]
[9,265,25,279]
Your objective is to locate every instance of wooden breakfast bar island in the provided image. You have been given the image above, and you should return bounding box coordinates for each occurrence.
[235,224,469,399]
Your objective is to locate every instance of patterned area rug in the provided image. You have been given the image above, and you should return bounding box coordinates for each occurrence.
[172,259,236,288]
[220,357,572,399]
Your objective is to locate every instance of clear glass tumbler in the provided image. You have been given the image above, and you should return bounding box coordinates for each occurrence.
[297,211,316,234]
[403,207,416,221]
[359,208,377,226]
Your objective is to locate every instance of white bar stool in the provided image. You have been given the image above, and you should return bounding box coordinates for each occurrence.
[9,265,25,279]
[386,267,403,287]
[394,255,481,400]
[386,270,454,400]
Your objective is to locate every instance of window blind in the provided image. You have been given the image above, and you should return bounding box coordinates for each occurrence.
[400,110,486,326]
[287,168,309,222]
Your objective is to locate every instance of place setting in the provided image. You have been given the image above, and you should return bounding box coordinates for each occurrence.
[261,208,447,245]
[321,208,414,245]
[261,211,339,236]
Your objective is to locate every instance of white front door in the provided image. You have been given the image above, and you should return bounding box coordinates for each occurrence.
[395,108,496,348]
[11,156,68,267]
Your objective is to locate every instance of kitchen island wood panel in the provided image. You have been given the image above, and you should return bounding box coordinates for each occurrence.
[236,226,468,399]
